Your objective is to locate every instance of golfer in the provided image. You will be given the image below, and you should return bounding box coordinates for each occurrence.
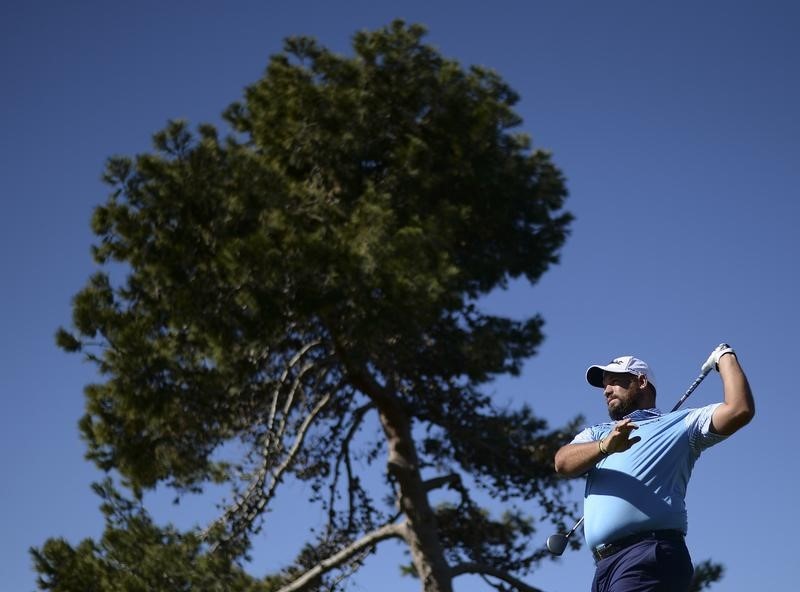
[554,344,754,592]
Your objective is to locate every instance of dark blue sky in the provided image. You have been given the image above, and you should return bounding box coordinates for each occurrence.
[2,2,797,591]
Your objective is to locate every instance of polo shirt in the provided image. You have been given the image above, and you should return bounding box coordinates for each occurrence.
[570,404,727,550]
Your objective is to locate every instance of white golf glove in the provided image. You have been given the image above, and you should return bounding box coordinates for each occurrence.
[701,343,735,373]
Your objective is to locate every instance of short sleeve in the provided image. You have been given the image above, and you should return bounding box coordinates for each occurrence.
[571,426,600,445]
[684,403,728,454]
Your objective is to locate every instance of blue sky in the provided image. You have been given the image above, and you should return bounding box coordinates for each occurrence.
[2,2,797,591]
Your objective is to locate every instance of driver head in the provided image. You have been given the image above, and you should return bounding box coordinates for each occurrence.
[545,534,568,556]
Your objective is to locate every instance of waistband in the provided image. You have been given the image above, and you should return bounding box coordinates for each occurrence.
[592,529,685,563]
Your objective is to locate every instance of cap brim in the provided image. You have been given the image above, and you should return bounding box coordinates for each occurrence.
[586,365,606,388]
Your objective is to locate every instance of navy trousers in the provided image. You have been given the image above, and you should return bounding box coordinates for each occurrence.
[591,537,694,592]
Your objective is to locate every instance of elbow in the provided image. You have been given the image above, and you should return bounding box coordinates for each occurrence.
[553,448,564,475]
[729,408,755,434]
[735,397,756,428]
[716,403,755,435]
[553,448,572,477]
[739,404,756,427]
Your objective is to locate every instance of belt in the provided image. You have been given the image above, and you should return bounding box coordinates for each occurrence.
[592,529,685,563]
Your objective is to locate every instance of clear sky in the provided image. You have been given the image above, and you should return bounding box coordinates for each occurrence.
[2,1,797,591]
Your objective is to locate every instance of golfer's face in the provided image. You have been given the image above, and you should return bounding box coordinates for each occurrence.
[602,372,641,420]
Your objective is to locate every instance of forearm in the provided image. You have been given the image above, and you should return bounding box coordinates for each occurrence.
[711,353,755,435]
[555,418,641,476]
[554,440,606,478]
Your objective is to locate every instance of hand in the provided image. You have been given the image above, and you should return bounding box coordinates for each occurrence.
[701,343,735,373]
[600,418,641,454]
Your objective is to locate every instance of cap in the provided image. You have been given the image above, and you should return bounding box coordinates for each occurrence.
[586,355,656,391]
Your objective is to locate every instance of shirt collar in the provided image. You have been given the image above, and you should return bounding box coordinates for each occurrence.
[625,407,663,421]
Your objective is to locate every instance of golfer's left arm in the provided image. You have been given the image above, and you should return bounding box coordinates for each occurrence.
[710,352,755,435]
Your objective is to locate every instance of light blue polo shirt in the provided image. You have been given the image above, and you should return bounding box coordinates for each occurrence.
[571,405,727,549]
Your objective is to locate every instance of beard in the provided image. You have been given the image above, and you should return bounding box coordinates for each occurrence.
[608,396,638,421]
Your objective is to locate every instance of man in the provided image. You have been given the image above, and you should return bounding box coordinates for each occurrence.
[554,344,754,592]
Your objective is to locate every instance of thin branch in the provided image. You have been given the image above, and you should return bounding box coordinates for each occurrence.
[326,402,375,532]
[276,522,407,592]
[225,387,335,539]
[322,544,373,591]
[262,387,334,503]
[265,340,323,435]
[424,472,475,514]
[201,354,334,546]
[422,473,461,492]
[451,563,545,592]
[270,359,324,455]
[344,438,356,529]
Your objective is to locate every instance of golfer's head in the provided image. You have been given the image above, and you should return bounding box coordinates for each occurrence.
[586,356,656,419]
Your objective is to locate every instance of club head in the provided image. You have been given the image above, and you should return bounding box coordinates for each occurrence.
[546,533,568,556]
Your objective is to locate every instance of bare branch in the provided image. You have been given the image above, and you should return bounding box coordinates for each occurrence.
[344,436,356,528]
[265,386,334,499]
[276,522,407,592]
[265,340,323,436]
[327,402,375,531]
[424,473,476,513]
[204,386,334,546]
[422,473,461,492]
[269,359,323,454]
[201,343,334,547]
[451,563,545,592]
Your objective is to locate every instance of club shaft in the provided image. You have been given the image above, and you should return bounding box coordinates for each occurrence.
[670,367,712,412]
[567,516,584,537]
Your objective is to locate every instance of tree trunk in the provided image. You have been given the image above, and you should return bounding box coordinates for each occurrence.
[378,399,452,592]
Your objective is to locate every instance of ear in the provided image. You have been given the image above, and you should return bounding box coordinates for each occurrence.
[638,375,656,402]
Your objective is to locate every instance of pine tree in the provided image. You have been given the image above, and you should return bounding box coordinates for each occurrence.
[44,20,597,592]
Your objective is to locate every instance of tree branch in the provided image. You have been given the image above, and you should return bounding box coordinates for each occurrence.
[335,351,396,410]
[327,402,375,531]
[201,349,334,547]
[265,340,323,438]
[276,522,407,592]
[422,473,461,492]
[451,563,545,592]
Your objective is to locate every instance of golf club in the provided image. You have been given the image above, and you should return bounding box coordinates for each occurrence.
[546,516,584,555]
[545,364,713,556]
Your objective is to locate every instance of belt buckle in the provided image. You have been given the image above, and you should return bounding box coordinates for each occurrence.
[592,532,645,562]
[592,542,618,562]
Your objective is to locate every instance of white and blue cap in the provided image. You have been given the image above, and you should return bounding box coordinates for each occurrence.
[586,355,656,391]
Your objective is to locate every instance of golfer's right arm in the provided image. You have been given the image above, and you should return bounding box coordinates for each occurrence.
[555,418,639,477]
[554,441,607,477]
